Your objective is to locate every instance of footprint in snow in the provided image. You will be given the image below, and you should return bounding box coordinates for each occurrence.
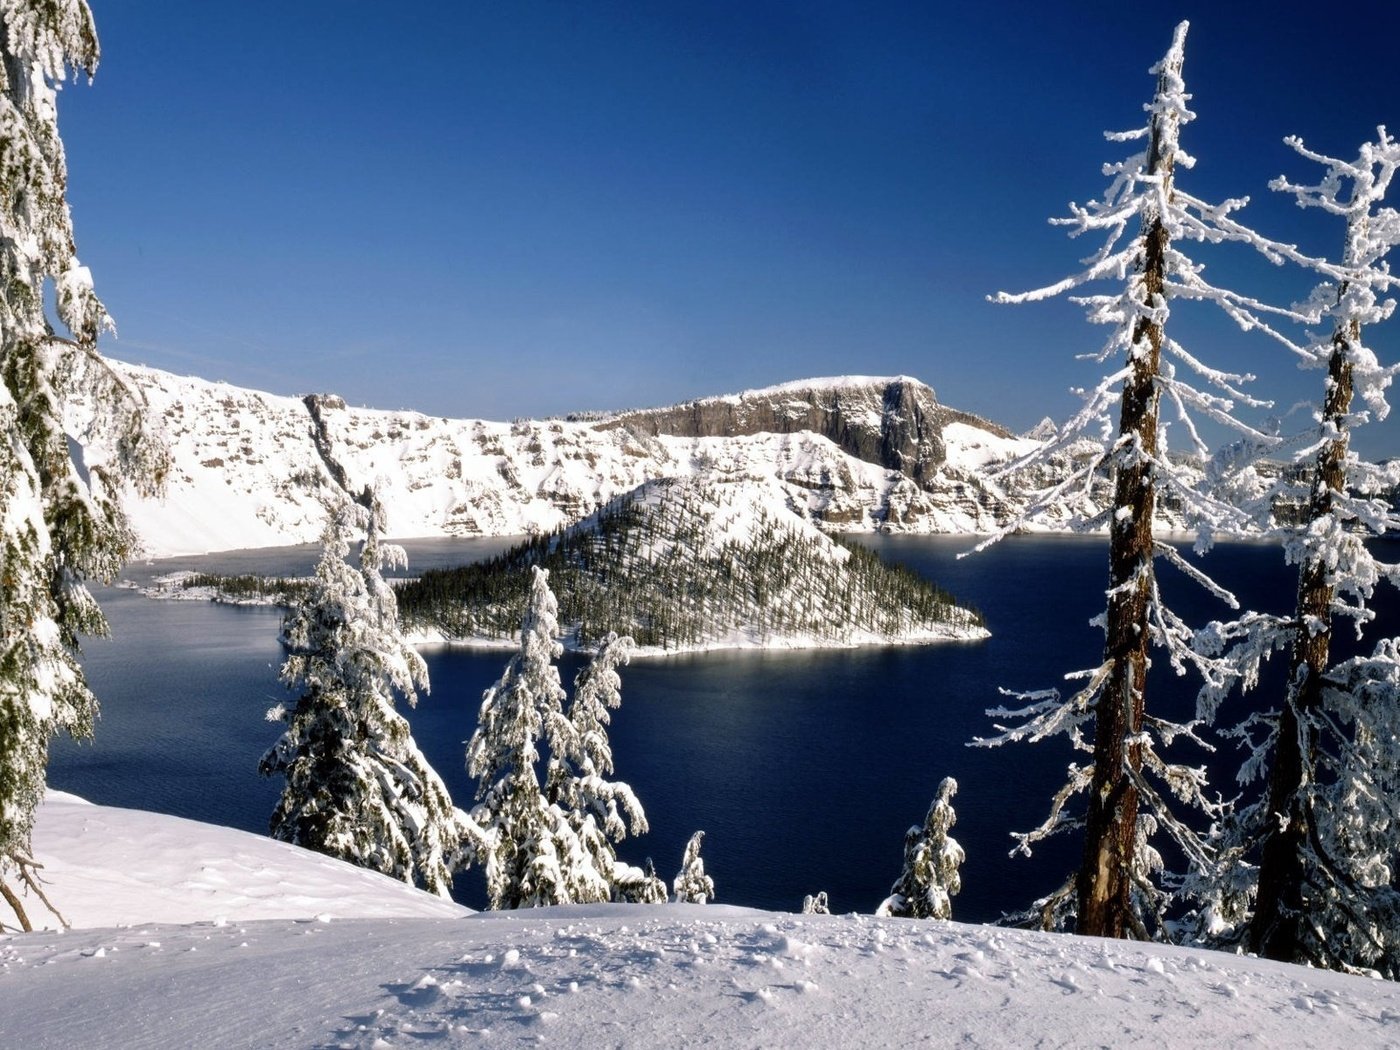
[385,974,445,1008]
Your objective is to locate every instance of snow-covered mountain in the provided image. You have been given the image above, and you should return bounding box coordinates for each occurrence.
[398,472,989,653]
[8,793,1399,1048]
[103,364,1045,557]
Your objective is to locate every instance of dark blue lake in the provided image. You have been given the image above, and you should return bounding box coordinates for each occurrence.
[49,534,1400,922]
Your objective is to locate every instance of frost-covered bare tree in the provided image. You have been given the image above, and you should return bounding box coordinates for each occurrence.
[0,0,166,931]
[1187,130,1400,973]
[261,496,482,897]
[876,777,964,920]
[980,21,1311,939]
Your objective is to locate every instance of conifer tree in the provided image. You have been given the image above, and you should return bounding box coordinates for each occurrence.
[0,1,166,930]
[546,631,665,903]
[260,496,480,897]
[615,857,669,904]
[1188,130,1400,972]
[673,831,715,904]
[876,777,963,920]
[465,566,586,908]
[1249,131,1400,970]
[465,569,666,908]
[982,21,1308,938]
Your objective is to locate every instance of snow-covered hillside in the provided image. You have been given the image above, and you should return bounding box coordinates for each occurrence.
[5,794,1399,1048]
[399,472,989,653]
[98,363,1042,556]
[25,792,468,929]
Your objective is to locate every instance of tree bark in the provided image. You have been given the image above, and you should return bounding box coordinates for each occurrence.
[0,875,33,932]
[1248,318,1357,962]
[1075,41,1181,939]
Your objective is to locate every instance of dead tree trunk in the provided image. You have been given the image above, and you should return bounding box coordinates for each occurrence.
[1075,40,1182,940]
[1249,316,1357,962]
[0,877,32,932]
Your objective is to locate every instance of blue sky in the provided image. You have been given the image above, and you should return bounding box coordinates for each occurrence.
[57,1,1400,457]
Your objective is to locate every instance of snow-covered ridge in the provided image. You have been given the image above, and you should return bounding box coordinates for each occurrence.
[8,794,1399,1048]
[681,373,929,401]
[593,373,1019,488]
[102,362,1044,557]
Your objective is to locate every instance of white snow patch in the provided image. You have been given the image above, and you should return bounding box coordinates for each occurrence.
[25,791,468,929]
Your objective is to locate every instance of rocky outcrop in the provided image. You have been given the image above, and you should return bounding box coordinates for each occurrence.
[105,363,1044,557]
[595,377,1014,488]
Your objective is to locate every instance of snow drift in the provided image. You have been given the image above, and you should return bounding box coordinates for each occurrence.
[4,794,1399,1048]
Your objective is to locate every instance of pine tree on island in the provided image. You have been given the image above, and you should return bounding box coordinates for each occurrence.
[0,0,167,931]
[982,21,1314,939]
[673,831,716,904]
[877,777,963,920]
[260,495,481,897]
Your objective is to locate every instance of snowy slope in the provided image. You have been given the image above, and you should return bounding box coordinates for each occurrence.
[5,795,1399,1048]
[100,362,1041,556]
[26,792,468,929]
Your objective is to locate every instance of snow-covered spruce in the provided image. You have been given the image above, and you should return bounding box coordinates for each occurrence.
[673,830,716,904]
[1186,130,1400,974]
[876,777,964,920]
[463,565,581,909]
[545,631,668,903]
[0,1,167,930]
[260,496,482,897]
[398,473,986,653]
[980,21,1314,939]
[464,567,662,908]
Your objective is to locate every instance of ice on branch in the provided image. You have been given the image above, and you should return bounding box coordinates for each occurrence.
[1184,128,1400,975]
[260,495,480,898]
[978,21,1308,940]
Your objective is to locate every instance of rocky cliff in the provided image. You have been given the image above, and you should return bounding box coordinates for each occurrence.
[100,364,1045,557]
[593,376,1014,488]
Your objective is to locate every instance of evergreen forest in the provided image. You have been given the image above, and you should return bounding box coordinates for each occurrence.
[395,477,982,650]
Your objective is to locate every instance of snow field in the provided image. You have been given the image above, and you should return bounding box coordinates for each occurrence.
[5,795,1400,1048]
[6,904,1400,1048]
[27,793,469,929]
